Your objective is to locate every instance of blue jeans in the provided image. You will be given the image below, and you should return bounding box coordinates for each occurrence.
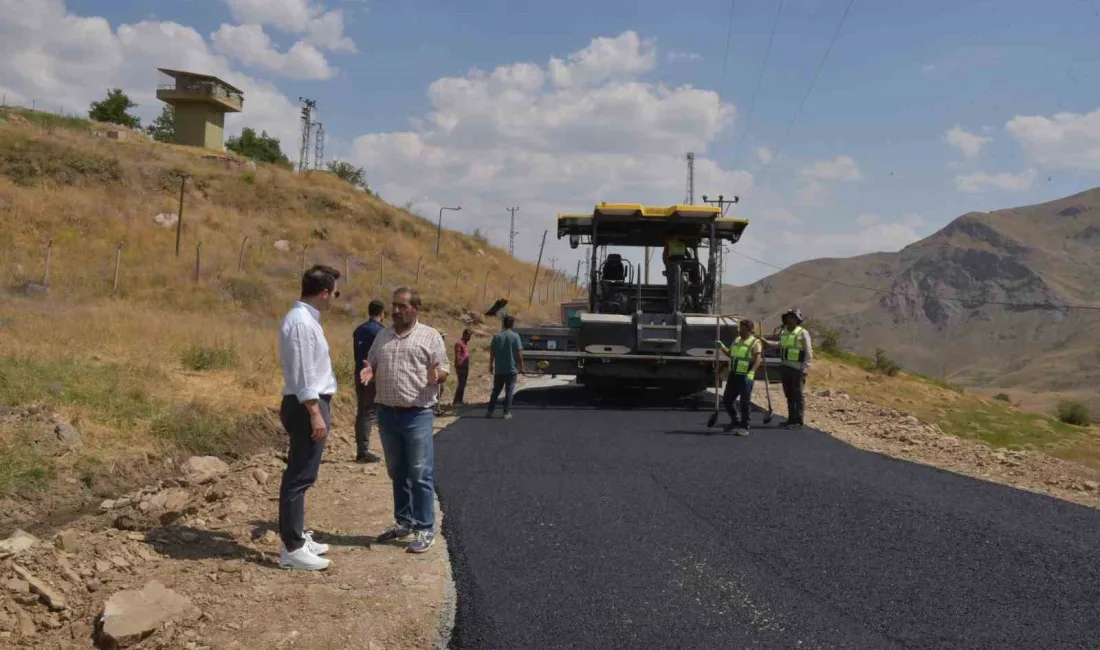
[378,406,435,531]
[488,373,517,413]
[723,374,753,426]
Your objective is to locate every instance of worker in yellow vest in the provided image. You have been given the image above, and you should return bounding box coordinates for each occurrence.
[715,319,763,435]
[662,235,689,312]
[766,308,813,429]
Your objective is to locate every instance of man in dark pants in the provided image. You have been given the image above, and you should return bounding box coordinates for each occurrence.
[716,318,763,435]
[453,329,472,405]
[487,316,524,419]
[352,299,385,463]
[277,265,341,571]
[769,308,813,429]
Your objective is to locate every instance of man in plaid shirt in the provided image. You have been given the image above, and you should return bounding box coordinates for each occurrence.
[359,286,449,553]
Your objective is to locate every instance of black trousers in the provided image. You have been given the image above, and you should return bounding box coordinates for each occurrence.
[723,374,753,426]
[453,365,469,405]
[779,366,806,424]
[278,394,330,552]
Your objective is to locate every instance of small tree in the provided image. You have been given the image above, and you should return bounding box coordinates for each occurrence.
[89,88,141,129]
[873,348,900,377]
[326,160,368,189]
[1057,401,1090,427]
[146,105,176,143]
[226,127,291,167]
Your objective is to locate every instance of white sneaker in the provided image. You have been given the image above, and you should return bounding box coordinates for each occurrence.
[279,545,330,571]
[304,530,329,555]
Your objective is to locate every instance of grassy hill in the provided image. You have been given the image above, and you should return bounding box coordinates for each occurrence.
[0,107,574,526]
[722,188,1100,418]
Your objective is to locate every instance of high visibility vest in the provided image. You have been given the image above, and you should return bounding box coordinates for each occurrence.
[666,239,687,259]
[729,335,759,375]
[780,326,806,364]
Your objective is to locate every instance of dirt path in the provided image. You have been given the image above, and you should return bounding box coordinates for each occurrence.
[0,410,461,648]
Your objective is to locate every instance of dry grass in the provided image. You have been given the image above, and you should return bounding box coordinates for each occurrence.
[0,111,578,505]
[814,354,1100,470]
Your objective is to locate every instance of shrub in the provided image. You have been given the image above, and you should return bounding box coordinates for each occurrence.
[181,345,237,371]
[471,228,490,245]
[873,348,900,377]
[1056,400,1090,427]
[150,403,236,455]
[820,327,841,352]
[993,393,1012,402]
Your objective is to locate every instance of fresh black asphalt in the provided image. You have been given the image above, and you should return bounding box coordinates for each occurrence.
[434,385,1100,650]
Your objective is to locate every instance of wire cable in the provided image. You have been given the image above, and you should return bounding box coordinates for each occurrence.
[727,247,1100,311]
[730,0,786,171]
[757,0,856,177]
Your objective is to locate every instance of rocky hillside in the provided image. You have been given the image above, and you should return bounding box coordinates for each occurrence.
[722,188,1100,404]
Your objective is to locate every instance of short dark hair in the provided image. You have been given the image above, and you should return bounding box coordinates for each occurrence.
[368,299,385,317]
[301,265,340,298]
[462,328,472,338]
[502,315,515,329]
[739,318,755,331]
[393,286,421,309]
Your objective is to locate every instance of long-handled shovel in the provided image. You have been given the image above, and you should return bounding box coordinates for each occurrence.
[706,315,723,428]
[759,320,774,424]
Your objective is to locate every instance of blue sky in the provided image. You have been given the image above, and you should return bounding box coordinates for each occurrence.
[5,0,1100,284]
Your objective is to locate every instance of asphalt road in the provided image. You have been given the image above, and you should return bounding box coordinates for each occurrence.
[434,384,1100,650]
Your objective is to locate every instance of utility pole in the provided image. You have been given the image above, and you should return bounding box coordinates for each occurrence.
[313,122,325,171]
[529,230,547,305]
[685,152,695,204]
[435,205,462,258]
[702,193,739,313]
[297,97,317,173]
[507,206,519,257]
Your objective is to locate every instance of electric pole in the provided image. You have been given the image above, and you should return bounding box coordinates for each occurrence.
[507,206,519,257]
[701,193,739,313]
[685,152,695,204]
[297,97,317,173]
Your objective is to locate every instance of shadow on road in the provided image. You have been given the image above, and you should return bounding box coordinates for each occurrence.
[460,384,713,412]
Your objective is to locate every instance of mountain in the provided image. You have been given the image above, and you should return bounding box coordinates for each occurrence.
[722,188,1100,399]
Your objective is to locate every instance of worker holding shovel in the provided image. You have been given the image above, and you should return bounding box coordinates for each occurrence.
[715,319,763,435]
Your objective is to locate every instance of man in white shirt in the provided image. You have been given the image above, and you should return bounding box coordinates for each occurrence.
[277,264,341,570]
[359,286,449,553]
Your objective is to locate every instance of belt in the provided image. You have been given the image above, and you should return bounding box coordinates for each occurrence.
[378,404,430,413]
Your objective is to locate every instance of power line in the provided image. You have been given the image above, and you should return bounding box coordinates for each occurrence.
[730,0,785,171]
[716,0,737,104]
[758,0,855,178]
[727,248,1100,312]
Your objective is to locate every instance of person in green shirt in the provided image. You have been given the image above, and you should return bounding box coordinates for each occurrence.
[715,318,763,435]
[487,316,525,420]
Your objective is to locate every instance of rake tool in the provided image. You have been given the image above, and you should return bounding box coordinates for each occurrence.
[706,314,725,429]
[759,320,774,424]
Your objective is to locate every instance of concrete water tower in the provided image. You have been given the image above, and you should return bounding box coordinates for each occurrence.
[155,68,244,150]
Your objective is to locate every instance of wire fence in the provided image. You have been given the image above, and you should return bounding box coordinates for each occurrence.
[8,227,587,322]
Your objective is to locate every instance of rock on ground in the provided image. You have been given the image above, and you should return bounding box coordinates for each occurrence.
[180,456,230,485]
[97,580,199,649]
[0,529,39,558]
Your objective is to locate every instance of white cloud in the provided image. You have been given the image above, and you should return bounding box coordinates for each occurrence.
[780,217,923,259]
[1006,109,1100,171]
[547,31,657,89]
[0,0,302,153]
[754,147,773,166]
[667,51,702,63]
[348,31,746,268]
[955,169,1037,192]
[798,155,862,181]
[921,64,936,74]
[211,24,335,80]
[221,0,357,52]
[944,124,992,158]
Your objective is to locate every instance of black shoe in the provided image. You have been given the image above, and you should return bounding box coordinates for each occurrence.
[356,452,382,464]
[783,420,803,429]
